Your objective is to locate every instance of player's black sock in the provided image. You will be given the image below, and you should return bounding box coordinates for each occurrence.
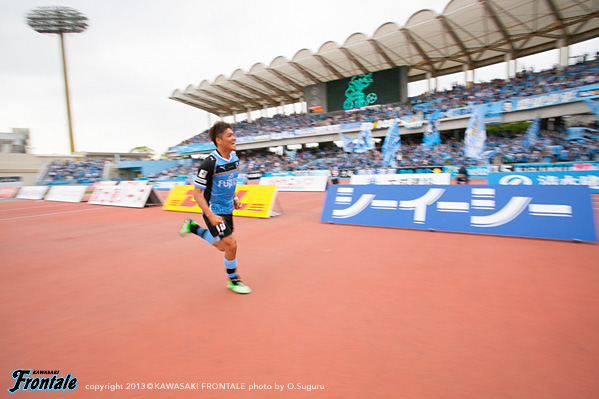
[190,222,215,245]
[224,258,238,283]
[189,222,200,235]
[227,270,239,284]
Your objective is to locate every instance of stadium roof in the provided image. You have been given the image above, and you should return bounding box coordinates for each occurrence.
[170,0,599,116]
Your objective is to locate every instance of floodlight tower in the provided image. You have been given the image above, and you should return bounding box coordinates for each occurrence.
[26,6,88,154]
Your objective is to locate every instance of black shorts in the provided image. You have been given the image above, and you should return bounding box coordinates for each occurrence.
[202,213,234,239]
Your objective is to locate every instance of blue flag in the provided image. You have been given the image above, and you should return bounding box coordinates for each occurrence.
[523,118,540,151]
[382,119,401,167]
[339,132,354,153]
[583,99,599,120]
[354,124,375,153]
[284,148,297,159]
[464,106,486,159]
[423,109,442,147]
[363,124,375,151]
[340,125,375,154]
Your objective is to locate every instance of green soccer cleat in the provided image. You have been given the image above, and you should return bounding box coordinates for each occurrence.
[227,279,252,294]
[179,218,194,237]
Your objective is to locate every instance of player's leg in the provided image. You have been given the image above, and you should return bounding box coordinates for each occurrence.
[220,234,237,263]
[179,218,217,245]
[189,214,250,294]
[220,233,250,294]
[215,215,251,294]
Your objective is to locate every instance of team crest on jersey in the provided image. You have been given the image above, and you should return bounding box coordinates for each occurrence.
[199,170,207,178]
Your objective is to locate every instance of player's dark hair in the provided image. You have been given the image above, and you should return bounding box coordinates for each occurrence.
[209,121,232,145]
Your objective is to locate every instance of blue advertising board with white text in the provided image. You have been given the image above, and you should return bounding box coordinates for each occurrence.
[320,185,597,242]
[487,170,599,194]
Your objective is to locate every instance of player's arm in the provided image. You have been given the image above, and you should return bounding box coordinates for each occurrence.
[193,157,223,227]
[233,159,241,210]
[193,187,223,226]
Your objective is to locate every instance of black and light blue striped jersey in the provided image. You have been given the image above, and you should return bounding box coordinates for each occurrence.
[193,150,239,215]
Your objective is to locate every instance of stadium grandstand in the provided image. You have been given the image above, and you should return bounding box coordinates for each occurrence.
[162,0,599,179]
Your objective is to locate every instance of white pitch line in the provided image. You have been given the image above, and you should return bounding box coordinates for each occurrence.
[0,207,105,222]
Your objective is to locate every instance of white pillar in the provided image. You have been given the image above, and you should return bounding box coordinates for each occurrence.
[558,38,569,69]
[504,53,513,80]
[246,108,252,122]
[426,71,432,93]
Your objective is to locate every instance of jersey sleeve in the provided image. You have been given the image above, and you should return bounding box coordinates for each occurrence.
[193,156,215,189]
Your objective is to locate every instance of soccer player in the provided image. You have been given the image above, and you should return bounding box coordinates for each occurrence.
[179,121,251,294]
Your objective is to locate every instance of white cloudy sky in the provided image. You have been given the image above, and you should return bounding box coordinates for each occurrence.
[1,0,597,156]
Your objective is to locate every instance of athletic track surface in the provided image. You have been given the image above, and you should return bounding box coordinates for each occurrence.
[1,190,598,398]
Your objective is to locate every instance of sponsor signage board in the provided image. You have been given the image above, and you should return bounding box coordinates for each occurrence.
[88,185,162,208]
[350,173,450,185]
[0,187,20,198]
[321,185,597,242]
[487,170,599,194]
[258,175,328,192]
[16,186,48,200]
[45,185,88,203]
[153,180,188,191]
[163,185,278,218]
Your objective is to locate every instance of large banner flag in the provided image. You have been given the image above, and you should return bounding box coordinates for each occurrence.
[339,132,355,153]
[583,98,599,120]
[464,105,486,159]
[283,148,297,159]
[423,109,442,147]
[523,118,540,151]
[339,124,375,154]
[382,119,401,167]
[353,124,375,154]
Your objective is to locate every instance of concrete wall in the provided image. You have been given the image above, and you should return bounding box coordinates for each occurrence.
[0,153,44,186]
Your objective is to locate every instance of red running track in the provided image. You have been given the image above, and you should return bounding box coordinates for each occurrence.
[0,192,598,398]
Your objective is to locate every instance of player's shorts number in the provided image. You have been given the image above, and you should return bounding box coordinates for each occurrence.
[216,223,227,236]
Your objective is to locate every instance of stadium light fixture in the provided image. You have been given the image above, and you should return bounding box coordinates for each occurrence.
[26,6,88,154]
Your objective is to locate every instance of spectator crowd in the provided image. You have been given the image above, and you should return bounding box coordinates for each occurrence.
[41,160,106,183]
[157,126,599,178]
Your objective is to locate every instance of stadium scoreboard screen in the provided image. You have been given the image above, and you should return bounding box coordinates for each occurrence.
[304,66,407,114]
[304,83,327,114]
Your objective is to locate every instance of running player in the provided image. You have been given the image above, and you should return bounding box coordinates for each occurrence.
[179,121,251,294]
